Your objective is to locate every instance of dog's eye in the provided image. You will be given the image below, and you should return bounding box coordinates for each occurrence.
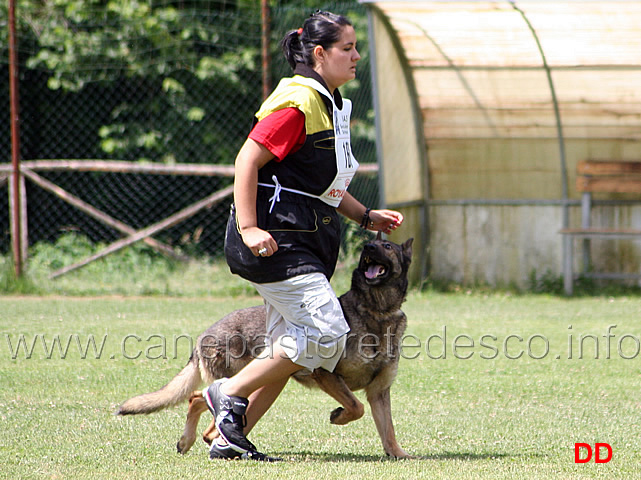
[384,243,392,249]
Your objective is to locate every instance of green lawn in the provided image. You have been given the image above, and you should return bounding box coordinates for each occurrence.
[2,291,640,479]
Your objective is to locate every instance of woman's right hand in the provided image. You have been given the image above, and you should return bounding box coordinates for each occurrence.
[241,227,278,257]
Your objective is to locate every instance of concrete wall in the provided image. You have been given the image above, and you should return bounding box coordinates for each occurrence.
[429,205,563,287]
[429,204,641,288]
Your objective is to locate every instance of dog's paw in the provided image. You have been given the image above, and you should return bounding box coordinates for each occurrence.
[330,402,365,425]
[386,447,414,459]
[330,407,347,424]
[330,406,355,425]
[177,436,193,455]
[391,453,415,460]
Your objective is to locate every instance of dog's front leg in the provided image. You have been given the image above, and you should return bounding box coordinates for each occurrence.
[367,387,412,459]
[177,391,209,454]
[311,369,364,425]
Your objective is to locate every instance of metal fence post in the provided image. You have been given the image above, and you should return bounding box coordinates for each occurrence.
[9,0,24,277]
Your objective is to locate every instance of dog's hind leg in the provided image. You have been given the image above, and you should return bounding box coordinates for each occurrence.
[177,391,209,454]
[311,369,364,425]
[367,387,411,459]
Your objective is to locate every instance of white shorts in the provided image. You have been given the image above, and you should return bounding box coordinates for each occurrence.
[251,272,349,372]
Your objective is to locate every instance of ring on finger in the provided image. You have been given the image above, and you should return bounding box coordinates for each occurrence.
[258,247,268,256]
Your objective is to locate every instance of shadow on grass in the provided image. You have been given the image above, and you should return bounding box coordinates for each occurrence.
[419,452,541,461]
[277,451,538,462]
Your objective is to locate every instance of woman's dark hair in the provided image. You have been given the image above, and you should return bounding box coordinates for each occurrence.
[281,11,352,70]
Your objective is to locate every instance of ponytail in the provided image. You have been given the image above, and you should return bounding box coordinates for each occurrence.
[281,11,352,71]
[281,29,305,69]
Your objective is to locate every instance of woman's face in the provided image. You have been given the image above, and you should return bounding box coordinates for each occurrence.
[314,25,361,93]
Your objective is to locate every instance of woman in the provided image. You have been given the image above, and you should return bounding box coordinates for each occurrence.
[203,11,404,461]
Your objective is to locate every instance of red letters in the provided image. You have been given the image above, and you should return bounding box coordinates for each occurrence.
[595,443,613,463]
[574,443,612,464]
[574,443,592,463]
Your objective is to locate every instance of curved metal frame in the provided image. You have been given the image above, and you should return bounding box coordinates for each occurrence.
[367,6,431,280]
[509,1,572,293]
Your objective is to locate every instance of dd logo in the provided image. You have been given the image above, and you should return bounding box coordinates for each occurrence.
[574,443,613,464]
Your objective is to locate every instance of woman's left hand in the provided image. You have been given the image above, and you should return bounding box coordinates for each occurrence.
[367,209,404,234]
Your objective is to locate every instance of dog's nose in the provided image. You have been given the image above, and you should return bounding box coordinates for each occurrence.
[364,243,376,252]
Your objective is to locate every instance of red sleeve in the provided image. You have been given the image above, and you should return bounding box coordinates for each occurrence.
[248,107,306,161]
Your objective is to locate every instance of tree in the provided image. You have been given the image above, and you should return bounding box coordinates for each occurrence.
[2,1,373,165]
[6,0,261,164]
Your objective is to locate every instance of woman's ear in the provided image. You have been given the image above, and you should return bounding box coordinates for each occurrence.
[312,45,325,65]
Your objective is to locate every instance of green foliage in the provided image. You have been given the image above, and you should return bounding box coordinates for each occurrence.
[339,220,374,266]
[2,0,375,169]
[4,0,262,164]
[0,232,342,297]
[27,232,170,273]
[527,268,641,297]
[28,232,99,271]
[24,233,181,296]
[2,1,379,267]
[0,232,258,297]
[21,0,254,89]
[527,268,564,295]
[0,258,40,295]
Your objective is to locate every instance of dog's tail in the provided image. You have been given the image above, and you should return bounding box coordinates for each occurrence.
[117,354,202,415]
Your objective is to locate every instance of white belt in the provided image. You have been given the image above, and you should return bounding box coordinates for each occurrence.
[258,175,317,213]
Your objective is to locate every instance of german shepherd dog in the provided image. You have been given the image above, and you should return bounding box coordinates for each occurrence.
[118,236,413,459]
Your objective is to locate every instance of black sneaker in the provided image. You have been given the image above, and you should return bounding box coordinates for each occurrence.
[241,450,283,462]
[202,380,256,454]
[209,441,243,460]
[209,442,282,462]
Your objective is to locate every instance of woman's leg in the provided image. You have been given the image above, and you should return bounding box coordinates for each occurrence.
[204,343,303,455]
[209,375,289,441]
[206,273,347,455]
[221,342,304,398]
[244,375,289,434]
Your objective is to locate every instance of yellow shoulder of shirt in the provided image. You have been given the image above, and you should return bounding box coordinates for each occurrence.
[255,76,332,136]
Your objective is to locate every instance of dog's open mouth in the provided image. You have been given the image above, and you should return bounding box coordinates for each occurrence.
[362,255,389,282]
[365,262,386,280]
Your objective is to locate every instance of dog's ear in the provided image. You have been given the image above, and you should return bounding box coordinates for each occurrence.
[402,238,414,266]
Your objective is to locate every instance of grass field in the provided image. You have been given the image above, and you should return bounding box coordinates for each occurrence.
[2,287,641,479]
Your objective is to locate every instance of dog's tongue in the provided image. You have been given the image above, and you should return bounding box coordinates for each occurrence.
[365,264,384,279]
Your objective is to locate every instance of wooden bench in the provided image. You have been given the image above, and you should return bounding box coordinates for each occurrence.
[560,160,641,294]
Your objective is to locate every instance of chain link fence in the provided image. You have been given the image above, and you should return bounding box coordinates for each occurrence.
[0,0,378,267]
